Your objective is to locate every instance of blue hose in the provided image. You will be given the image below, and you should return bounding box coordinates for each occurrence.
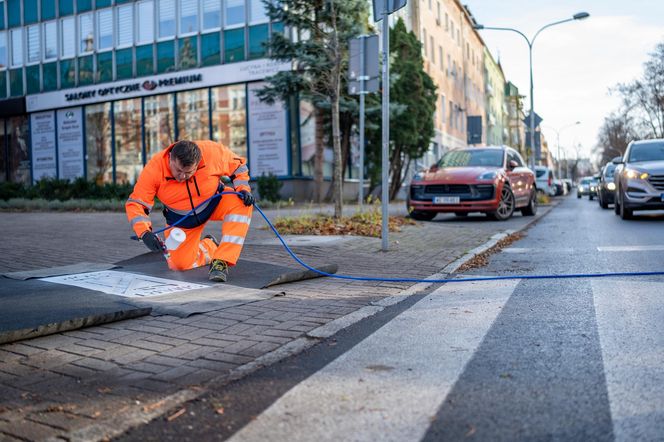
[148,191,664,284]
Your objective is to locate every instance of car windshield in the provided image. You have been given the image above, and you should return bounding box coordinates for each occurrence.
[628,141,664,162]
[535,169,547,178]
[437,149,504,168]
[580,177,592,184]
[603,164,616,178]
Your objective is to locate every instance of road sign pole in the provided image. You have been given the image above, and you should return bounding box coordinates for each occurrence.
[381,8,389,252]
[359,36,365,209]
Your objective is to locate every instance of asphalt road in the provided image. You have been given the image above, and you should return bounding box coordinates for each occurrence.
[116,196,664,441]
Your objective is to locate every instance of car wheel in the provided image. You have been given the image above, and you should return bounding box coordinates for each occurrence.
[577,193,581,199]
[589,194,594,200]
[488,186,515,221]
[409,210,437,221]
[619,192,633,220]
[599,192,609,209]
[520,189,537,216]
[614,190,621,215]
[454,212,468,217]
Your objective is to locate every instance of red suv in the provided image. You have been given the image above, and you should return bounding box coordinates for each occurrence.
[407,146,537,221]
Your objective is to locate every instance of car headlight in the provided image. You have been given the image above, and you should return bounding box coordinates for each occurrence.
[607,182,616,190]
[477,171,498,180]
[624,168,649,180]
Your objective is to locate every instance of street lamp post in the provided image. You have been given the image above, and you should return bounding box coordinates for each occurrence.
[544,121,580,179]
[474,12,589,169]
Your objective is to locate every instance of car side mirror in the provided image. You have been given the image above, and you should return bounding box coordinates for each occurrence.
[612,156,623,165]
[508,160,518,170]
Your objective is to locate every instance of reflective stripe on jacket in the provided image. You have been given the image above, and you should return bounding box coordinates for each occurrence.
[125,140,251,237]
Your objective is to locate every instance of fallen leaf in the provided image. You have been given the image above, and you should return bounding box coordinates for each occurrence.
[166,408,186,422]
[465,425,476,437]
[216,407,225,415]
[97,387,112,394]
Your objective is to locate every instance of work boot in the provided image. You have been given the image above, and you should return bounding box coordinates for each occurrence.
[203,234,219,247]
[209,259,228,282]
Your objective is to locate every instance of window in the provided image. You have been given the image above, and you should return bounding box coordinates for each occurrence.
[86,103,113,184]
[10,28,22,67]
[429,36,434,62]
[179,0,198,35]
[9,68,22,96]
[116,47,133,79]
[248,24,268,59]
[202,0,221,30]
[7,116,30,183]
[445,13,448,30]
[43,22,57,60]
[422,28,427,55]
[96,51,113,82]
[440,95,445,124]
[156,40,175,73]
[224,28,244,63]
[96,0,112,7]
[79,55,93,85]
[114,98,144,184]
[0,1,4,31]
[177,88,210,141]
[250,0,268,23]
[448,100,453,127]
[144,94,175,159]
[450,20,454,37]
[97,9,113,50]
[0,72,6,98]
[136,1,155,44]
[436,2,440,23]
[117,5,134,47]
[77,0,93,12]
[159,0,176,38]
[211,84,246,158]
[42,0,56,21]
[26,64,39,93]
[136,44,154,76]
[0,32,6,68]
[24,0,38,24]
[201,31,220,66]
[438,46,443,70]
[79,14,94,54]
[60,59,75,88]
[8,0,20,27]
[42,62,57,90]
[27,25,40,63]
[225,0,245,27]
[59,0,74,17]
[177,37,197,69]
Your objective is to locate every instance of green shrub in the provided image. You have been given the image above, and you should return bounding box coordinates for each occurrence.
[256,173,283,203]
[0,178,133,201]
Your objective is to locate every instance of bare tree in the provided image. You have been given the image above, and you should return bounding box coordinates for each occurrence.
[594,112,636,168]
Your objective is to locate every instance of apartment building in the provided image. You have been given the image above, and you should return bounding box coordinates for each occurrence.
[483,45,506,146]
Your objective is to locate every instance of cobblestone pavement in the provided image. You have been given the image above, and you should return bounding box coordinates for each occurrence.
[0,202,557,441]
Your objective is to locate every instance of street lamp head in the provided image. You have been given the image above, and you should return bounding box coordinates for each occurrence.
[573,12,590,20]
[473,24,484,30]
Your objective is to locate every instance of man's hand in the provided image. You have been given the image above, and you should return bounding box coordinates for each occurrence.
[239,190,255,206]
[140,231,163,252]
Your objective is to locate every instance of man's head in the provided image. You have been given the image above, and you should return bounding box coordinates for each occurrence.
[169,140,201,182]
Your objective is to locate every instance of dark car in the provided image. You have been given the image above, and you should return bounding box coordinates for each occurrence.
[577,176,592,198]
[597,162,616,209]
[588,176,600,200]
[407,146,537,221]
[613,138,664,219]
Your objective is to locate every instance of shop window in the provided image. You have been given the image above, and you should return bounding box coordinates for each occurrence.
[136,44,154,76]
[24,0,38,24]
[224,28,244,63]
[41,0,56,21]
[9,68,22,96]
[0,119,6,181]
[211,84,246,158]
[177,36,197,69]
[10,28,22,67]
[60,59,76,88]
[179,0,198,35]
[201,32,220,67]
[116,47,133,79]
[7,0,20,27]
[79,13,94,54]
[0,31,6,68]
[136,1,154,44]
[299,100,316,177]
[0,71,6,98]
[43,22,58,60]
[7,116,30,184]
[79,55,93,85]
[176,88,210,141]
[77,0,92,13]
[156,40,175,73]
[97,9,113,50]
[59,0,74,17]
[144,94,175,160]
[114,98,143,184]
[202,0,221,30]
[117,4,134,47]
[26,64,40,93]
[248,24,268,59]
[42,62,57,91]
[225,0,245,27]
[85,103,112,184]
[159,0,176,39]
[61,17,76,58]
[96,51,112,83]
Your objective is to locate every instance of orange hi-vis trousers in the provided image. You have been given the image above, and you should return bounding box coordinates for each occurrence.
[164,194,252,271]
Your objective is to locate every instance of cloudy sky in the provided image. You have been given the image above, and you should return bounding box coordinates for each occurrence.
[463,0,664,164]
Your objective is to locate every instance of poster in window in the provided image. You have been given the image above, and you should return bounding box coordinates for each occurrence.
[57,107,85,181]
[30,111,58,183]
[247,82,288,177]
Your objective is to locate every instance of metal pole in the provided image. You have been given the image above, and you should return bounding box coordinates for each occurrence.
[557,131,561,179]
[381,7,390,251]
[529,43,536,168]
[359,36,365,209]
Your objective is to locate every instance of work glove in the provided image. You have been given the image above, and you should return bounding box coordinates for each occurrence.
[140,231,163,253]
[239,190,255,206]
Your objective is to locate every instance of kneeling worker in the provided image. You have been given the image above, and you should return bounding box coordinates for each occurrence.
[125,140,254,282]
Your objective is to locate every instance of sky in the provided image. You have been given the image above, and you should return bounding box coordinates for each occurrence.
[463,0,664,164]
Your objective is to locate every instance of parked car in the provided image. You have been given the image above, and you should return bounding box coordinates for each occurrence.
[597,162,616,209]
[613,138,664,219]
[534,166,556,197]
[577,177,593,198]
[588,176,600,200]
[553,179,566,196]
[407,146,537,221]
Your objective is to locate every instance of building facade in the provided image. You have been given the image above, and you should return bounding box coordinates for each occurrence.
[482,46,506,146]
[0,0,343,201]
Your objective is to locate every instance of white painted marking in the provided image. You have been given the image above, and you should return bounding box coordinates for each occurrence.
[503,247,575,253]
[229,279,519,442]
[597,245,664,252]
[592,280,664,441]
[41,270,208,297]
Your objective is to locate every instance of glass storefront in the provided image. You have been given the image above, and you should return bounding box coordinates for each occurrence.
[7,116,30,184]
[85,103,112,184]
[0,120,7,182]
[299,100,316,177]
[176,88,210,141]
[211,84,246,159]
[113,98,143,184]
[144,94,175,161]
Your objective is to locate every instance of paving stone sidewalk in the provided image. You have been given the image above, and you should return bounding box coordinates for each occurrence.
[0,202,555,441]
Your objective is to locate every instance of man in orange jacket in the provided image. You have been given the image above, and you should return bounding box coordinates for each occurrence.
[125,140,254,282]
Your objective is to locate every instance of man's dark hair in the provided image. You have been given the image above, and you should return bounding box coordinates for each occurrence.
[170,140,201,167]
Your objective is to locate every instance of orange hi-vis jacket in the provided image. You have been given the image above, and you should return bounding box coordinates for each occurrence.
[125,140,251,239]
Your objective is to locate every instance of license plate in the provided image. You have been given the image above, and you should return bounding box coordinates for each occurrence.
[433,196,460,204]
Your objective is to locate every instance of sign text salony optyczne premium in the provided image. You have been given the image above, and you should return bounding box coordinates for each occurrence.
[64,74,203,102]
